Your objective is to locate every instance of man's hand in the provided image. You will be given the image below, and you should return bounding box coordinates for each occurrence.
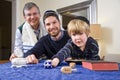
[51,58,59,67]
[9,54,18,61]
[26,54,38,64]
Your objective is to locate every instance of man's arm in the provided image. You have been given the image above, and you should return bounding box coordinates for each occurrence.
[24,36,46,58]
[24,36,46,64]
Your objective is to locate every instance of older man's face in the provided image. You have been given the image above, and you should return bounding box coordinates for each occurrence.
[24,6,40,29]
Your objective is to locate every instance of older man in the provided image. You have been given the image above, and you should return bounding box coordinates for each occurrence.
[9,2,46,61]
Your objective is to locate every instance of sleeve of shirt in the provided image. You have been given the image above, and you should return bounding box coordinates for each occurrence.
[24,36,46,59]
[86,38,100,60]
[14,29,23,57]
[52,39,73,63]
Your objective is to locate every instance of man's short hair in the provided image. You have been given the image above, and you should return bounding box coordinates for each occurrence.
[43,10,59,24]
[23,2,40,16]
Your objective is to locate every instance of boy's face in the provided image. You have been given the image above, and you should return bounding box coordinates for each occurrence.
[44,16,61,37]
[71,32,88,48]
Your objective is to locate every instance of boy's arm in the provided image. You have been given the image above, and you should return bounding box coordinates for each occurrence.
[52,40,73,65]
[87,39,100,60]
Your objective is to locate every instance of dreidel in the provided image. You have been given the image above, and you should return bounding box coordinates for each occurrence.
[60,66,77,74]
[69,62,76,68]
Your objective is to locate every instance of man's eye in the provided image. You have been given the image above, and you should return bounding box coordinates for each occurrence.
[27,14,31,16]
[33,12,37,15]
[53,21,56,24]
[45,23,50,26]
[26,12,38,17]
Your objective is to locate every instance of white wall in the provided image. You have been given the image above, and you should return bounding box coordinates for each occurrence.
[14,0,120,56]
[35,0,87,14]
[97,0,120,54]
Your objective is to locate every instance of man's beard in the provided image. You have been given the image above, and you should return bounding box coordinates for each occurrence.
[50,30,60,37]
[48,28,60,37]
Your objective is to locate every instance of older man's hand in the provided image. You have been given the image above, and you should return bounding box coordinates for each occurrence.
[9,54,18,61]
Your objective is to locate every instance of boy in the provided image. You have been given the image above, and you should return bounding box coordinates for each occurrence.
[52,17,100,67]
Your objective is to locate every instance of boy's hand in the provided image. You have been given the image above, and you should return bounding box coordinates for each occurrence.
[52,58,59,67]
[26,54,38,64]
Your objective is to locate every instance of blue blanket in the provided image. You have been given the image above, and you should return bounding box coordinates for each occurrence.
[0,60,120,80]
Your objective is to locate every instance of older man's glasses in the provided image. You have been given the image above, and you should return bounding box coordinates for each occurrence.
[25,12,39,17]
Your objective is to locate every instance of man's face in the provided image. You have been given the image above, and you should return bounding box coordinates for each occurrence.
[44,16,61,37]
[24,7,40,28]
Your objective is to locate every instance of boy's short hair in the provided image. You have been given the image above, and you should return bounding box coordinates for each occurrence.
[67,19,90,37]
[43,10,60,24]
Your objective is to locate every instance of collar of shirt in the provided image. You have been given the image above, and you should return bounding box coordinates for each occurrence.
[50,30,64,41]
[34,27,40,39]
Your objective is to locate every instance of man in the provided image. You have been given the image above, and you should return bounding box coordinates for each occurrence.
[9,2,46,61]
[24,10,70,64]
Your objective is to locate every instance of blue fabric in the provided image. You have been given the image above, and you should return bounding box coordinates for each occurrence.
[0,60,120,80]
